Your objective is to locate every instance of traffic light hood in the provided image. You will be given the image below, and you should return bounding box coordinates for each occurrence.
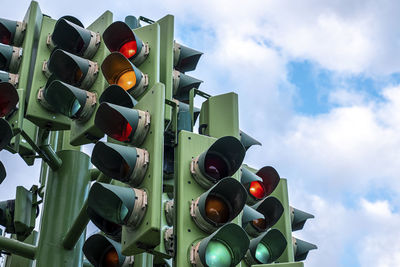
[91,142,148,186]
[0,18,25,46]
[103,21,148,66]
[48,49,98,89]
[293,237,317,261]
[0,161,5,184]
[192,223,249,267]
[0,43,22,73]
[0,118,12,151]
[251,196,284,234]
[242,205,265,232]
[52,18,100,59]
[99,85,137,108]
[291,207,315,231]
[245,229,287,265]
[191,136,246,188]
[87,206,122,241]
[83,233,128,267]
[173,42,203,73]
[45,80,96,121]
[101,52,148,98]
[241,167,266,205]
[191,177,247,232]
[240,130,262,151]
[256,166,280,196]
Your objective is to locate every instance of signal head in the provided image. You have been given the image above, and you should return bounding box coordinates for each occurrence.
[0,161,5,184]
[191,136,246,188]
[245,229,287,265]
[0,43,22,73]
[240,130,261,151]
[249,196,284,236]
[103,21,149,66]
[241,167,266,205]
[290,207,315,231]
[44,80,96,121]
[0,118,12,151]
[190,223,249,267]
[91,142,149,187]
[293,237,317,261]
[256,166,280,196]
[0,18,26,46]
[52,18,100,59]
[173,42,203,73]
[190,177,247,233]
[47,49,98,89]
[87,182,147,228]
[99,85,137,108]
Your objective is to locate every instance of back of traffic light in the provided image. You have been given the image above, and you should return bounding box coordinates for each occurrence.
[291,206,317,261]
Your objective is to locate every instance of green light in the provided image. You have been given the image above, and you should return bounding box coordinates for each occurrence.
[255,243,270,263]
[205,240,232,267]
[70,99,81,117]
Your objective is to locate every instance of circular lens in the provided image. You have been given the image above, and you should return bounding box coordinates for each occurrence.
[74,68,83,84]
[249,181,266,199]
[101,247,119,267]
[255,243,270,264]
[204,154,228,180]
[117,70,136,91]
[109,118,132,142]
[205,195,229,224]
[252,218,267,231]
[205,240,232,267]
[119,40,138,59]
[69,99,81,117]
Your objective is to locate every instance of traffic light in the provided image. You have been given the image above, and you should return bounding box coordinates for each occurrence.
[0,81,18,151]
[291,207,317,261]
[244,229,287,265]
[25,11,113,142]
[0,119,13,151]
[190,135,246,188]
[175,131,250,266]
[0,43,22,73]
[83,233,134,267]
[0,18,26,46]
[88,81,165,255]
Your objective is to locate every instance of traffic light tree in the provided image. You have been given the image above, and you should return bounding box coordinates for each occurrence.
[0,2,317,267]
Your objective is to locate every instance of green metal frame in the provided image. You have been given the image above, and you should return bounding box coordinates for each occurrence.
[121,82,165,255]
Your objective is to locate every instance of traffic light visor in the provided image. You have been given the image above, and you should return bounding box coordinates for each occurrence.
[83,233,125,267]
[256,166,280,196]
[241,167,266,204]
[99,85,137,108]
[103,21,147,65]
[52,18,99,58]
[0,82,18,117]
[192,136,245,188]
[0,161,5,184]
[101,52,145,93]
[194,223,249,267]
[252,196,284,231]
[0,18,24,46]
[88,182,136,225]
[0,118,12,151]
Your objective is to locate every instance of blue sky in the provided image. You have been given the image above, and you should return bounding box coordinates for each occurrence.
[2,1,400,266]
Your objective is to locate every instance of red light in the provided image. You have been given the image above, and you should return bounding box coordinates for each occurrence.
[101,247,119,267]
[0,26,11,45]
[119,40,138,59]
[109,119,132,142]
[249,181,266,199]
[204,154,228,180]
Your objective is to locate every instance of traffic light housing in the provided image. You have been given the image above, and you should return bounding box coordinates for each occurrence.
[83,233,134,267]
[88,82,165,255]
[0,18,26,46]
[293,237,317,261]
[0,161,5,184]
[240,130,261,151]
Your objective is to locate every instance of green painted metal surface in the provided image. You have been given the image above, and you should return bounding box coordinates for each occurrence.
[69,11,113,146]
[251,262,304,267]
[121,82,165,255]
[4,231,37,267]
[0,235,36,260]
[270,179,295,263]
[25,15,71,130]
[199,92,240,139]
[157,15,174,125]
[35,150,90,266]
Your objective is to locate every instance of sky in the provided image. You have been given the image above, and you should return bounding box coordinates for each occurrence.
[1,0,400,266]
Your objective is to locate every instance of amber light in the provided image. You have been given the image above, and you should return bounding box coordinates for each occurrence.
[119,40,138,59]
[0,27,11,45]
[204,154,228,180]
[249,181,266,199]
[101,247,119,267]
[205,195,230,224]
[252,218,267,231]
[116,70,136,91]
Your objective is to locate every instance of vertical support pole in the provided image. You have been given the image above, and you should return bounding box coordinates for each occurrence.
[34,150,90,267]
[134,253,153,267]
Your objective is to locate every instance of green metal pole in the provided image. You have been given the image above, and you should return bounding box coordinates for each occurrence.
[62,173,111,250]
[35,150,90,267]
[0,236,36,260]
[4,231,38,267]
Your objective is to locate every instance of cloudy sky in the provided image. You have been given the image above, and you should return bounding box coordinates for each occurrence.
[2,0,400,266]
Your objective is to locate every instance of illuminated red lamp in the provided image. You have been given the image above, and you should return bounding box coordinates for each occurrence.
[249,181,266,200]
